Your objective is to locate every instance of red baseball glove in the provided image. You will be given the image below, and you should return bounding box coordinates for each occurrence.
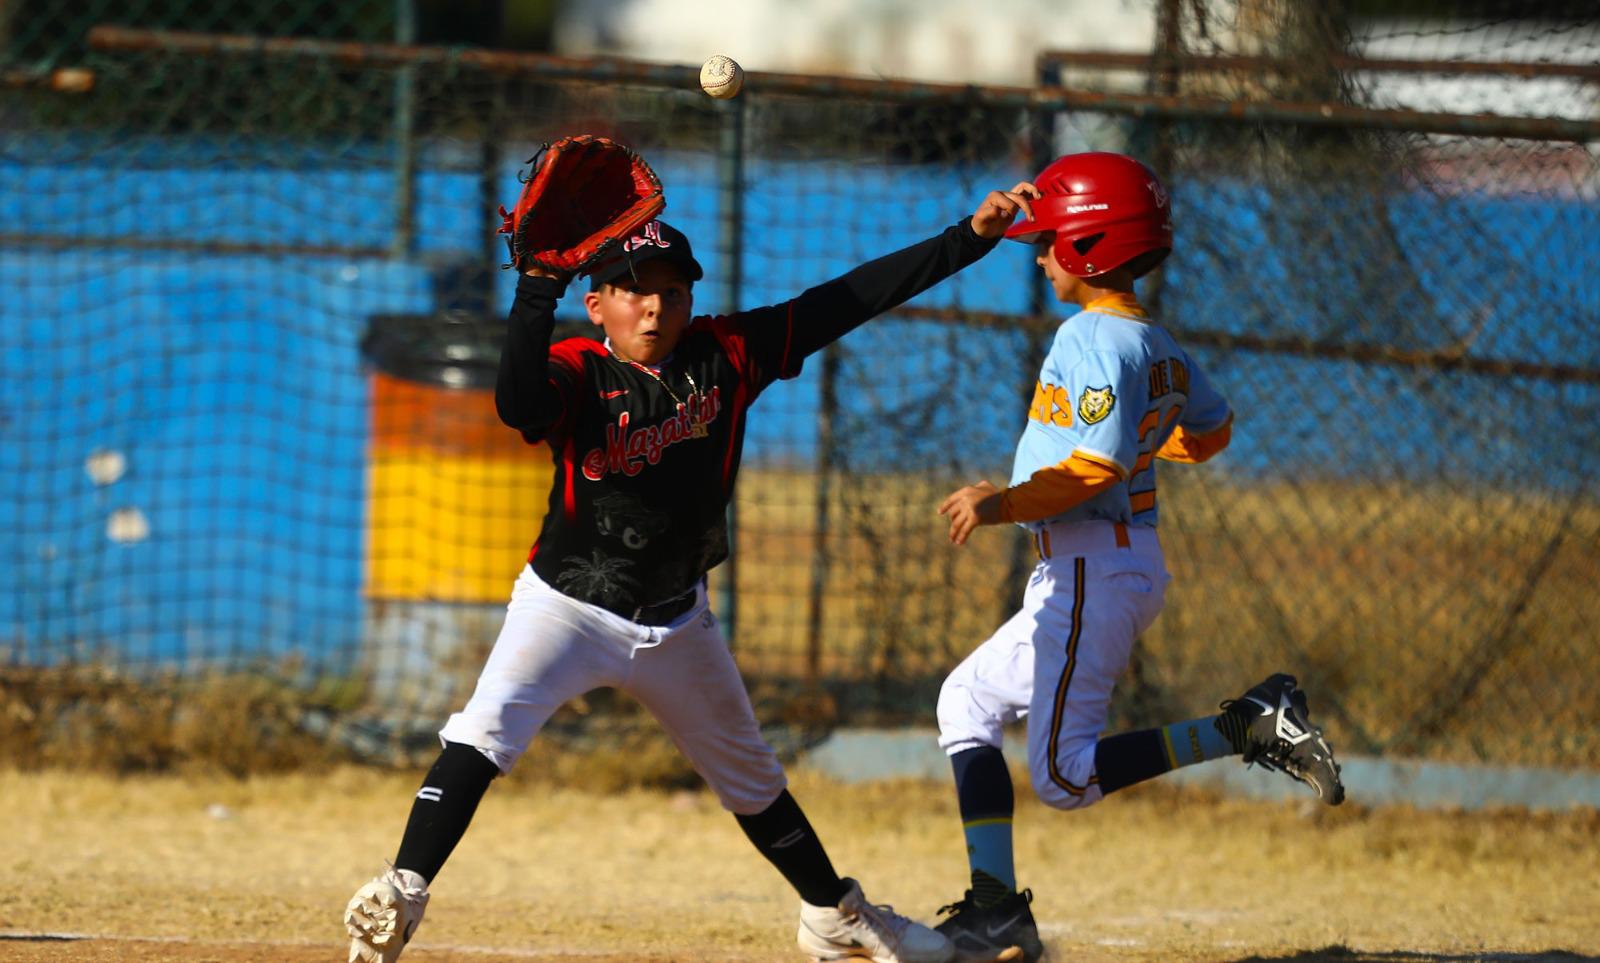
[498,134,666,276]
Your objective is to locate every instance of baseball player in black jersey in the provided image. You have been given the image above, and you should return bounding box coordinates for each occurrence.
[345,185,1041,963]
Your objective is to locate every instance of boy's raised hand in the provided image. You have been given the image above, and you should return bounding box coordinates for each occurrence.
[971,182,1041,239]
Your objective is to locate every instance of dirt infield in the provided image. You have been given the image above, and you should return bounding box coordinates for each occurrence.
[3,766,1598,962]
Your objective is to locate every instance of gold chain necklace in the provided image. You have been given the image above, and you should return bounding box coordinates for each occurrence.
[614,351,709,439]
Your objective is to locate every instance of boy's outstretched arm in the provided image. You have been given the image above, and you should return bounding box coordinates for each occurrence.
[727,183,1041,384]
[495,267,577,443]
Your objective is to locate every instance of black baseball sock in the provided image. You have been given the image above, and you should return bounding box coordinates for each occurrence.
[393,741,501,883]
[952,745,1017,905]
[736,790,850,907]
[1093,729,1173,794]
[1095,714,1240,795]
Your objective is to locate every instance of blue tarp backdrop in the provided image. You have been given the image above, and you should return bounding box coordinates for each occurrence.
[3,141,1595,667]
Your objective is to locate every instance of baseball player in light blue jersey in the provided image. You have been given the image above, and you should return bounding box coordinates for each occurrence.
[1009,302,1231,530]
[929,153,1346,963]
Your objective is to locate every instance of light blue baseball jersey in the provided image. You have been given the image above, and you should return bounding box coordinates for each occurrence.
[1010,301,1230,529]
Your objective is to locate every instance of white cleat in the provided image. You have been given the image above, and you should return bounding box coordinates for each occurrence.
[345,867,429,963]
[797,878,955,963]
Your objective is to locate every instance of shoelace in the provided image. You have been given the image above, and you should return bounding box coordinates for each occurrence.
[1260,727,1340,785]
[1219,696,1310,769]
[846,899,913,944]
[936,889,976,918]
[381,865,428,903]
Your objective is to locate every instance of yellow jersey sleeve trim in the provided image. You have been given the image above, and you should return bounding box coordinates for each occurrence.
[1157,412,1233,464]
[1069,449,1128,479]
[997,455,1122,523]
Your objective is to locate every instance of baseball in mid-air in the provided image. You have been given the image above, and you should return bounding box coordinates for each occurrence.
[700,55,744,99]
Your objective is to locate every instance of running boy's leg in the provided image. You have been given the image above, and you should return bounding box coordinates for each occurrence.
[1023,552,1172,811]
[936,606,1035,900]
[1026,554,1340,805]
[934,605,1041,963]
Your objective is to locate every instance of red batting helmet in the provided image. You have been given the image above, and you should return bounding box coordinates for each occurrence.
[1005,152,1172,278]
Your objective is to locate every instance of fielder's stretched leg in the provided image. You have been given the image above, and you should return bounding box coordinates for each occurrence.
[346,566,633,962]
[344,743,501,962]
[622,598,953,963]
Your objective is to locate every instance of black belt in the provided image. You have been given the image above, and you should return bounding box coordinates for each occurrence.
[619,589,698,626]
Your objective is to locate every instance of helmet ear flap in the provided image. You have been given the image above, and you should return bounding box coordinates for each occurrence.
[1050,232,1076,274]
[1051,230,1104,277]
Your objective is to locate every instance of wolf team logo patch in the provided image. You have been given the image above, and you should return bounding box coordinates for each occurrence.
[1078,385,1116,424]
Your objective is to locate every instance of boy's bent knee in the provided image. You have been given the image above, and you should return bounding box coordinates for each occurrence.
[691,739,788,816]
[936,673,1001,750]
[1031,772,1104,811]
[935,676,964,732]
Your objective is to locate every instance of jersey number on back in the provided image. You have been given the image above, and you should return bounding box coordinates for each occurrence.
[1129,406,1181,515]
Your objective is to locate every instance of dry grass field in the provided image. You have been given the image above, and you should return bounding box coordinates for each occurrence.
[2,763,1598,962]
[3,473,1597,961]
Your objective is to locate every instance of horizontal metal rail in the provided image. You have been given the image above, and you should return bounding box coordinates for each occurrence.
[1038,49,1600,82]
[85,26,1600,143]
[0,232,387,260]
[894,305,1600,385]
[1027,90,1600,142]
[1,64,97,92]
[6,222,1594,384]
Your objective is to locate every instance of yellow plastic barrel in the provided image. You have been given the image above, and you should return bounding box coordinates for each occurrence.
[365,366,550,603]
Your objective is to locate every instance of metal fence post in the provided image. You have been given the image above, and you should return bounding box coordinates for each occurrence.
[806,344,838,686]
[716,95,746,642]
[391,0,417,260]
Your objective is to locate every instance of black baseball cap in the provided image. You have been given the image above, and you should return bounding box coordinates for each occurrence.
[586,219,705,289]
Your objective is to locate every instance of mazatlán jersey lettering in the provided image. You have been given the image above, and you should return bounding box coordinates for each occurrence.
[581,388,723,480]
[530,319,757,611]
[1010,306,1229,529]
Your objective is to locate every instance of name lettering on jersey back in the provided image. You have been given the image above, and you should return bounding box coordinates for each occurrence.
[1147,357,1190,400]
[581,388,723,481]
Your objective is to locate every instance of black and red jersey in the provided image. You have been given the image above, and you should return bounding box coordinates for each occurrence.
[494,217,998,616]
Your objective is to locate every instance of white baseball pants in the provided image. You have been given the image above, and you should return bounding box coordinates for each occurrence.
[439,565,787,815]
[938,521,1170,810]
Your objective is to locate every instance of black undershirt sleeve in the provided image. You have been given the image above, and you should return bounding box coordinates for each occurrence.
[494,273,570,442]
[741,216,1000,378]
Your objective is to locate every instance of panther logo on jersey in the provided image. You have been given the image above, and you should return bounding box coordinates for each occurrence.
[1078,385,1115,424]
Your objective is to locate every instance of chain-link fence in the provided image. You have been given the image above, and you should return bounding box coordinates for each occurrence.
[4,2,1597,768]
